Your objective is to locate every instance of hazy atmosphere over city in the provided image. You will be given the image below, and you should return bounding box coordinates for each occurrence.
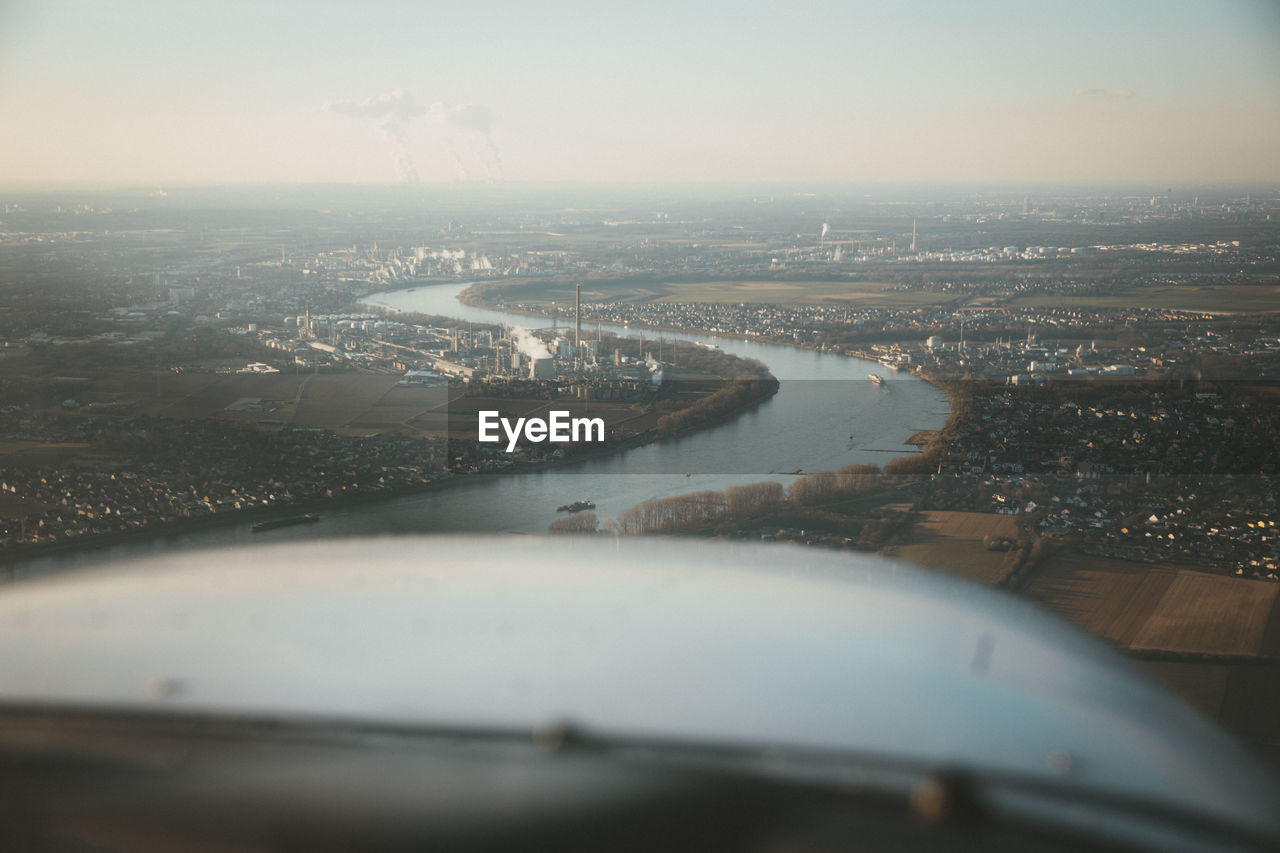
[2,0,1279,185]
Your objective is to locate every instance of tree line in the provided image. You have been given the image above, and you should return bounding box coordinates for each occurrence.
[655,377,779,438]
[548,463,884,535]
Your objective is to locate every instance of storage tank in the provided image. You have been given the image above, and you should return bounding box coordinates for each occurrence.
[529,358,555,380]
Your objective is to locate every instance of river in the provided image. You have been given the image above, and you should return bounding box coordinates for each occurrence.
[7,281,948,578]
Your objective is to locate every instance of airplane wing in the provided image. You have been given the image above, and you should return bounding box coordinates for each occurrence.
[1,537,1276,850]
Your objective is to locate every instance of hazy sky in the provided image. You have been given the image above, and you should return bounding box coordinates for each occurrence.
[2,0,1278,185]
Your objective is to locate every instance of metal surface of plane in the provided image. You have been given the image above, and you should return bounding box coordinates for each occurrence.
[1,537,1277,851]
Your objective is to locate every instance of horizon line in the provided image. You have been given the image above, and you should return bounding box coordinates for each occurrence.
[2,178,1278,193]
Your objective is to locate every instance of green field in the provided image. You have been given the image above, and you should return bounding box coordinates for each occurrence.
[501,278,1280,312]
[661,281,1280,311]
[1006,284,1280,313]
[505,278,964,307]
[655,280,960,306]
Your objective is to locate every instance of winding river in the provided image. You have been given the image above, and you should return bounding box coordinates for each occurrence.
[9,281,948,578]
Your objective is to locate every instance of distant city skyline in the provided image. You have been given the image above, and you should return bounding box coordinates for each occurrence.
[1,0,1278,186]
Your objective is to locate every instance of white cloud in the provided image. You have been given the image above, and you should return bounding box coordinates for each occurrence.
[326,90,501,182]
[326,88,427,128]
[428,102,493,133]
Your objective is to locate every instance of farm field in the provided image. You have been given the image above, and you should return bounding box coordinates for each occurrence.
[291,375,419,432]
[0,440,120,472]
[488,278,1279,314]
[892,540,1006,585]
[916,510,1019,540]
[891,511,1019,584]
[1006,283,1280,314]
[0,441,39,455]
[1028,553,1280,767]
[25,356,727,440]
[1140,660,1280,769]
[493,278,953,307]
[1138,661,1231,719]
[72,371,448,435]
[1026,556,1174,641]
[1130,572,1280,656]
[655,280,940,305]
[1026,554,1280,658]
[510,278,1280,313]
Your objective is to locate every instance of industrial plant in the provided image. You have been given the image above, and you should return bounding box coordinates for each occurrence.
[260,282,667,397]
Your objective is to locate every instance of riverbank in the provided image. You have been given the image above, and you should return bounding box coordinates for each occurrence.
[1,379,779,576]
[459,282,960,460]
[4,279,941,574]
[456,285,833,353]
[0,474,459,575]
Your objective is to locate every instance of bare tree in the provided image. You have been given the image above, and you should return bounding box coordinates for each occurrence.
[788,471,837,506]
[548,511,598,534]
[725,481,786,517]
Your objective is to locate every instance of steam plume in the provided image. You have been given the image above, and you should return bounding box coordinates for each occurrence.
[326,89,502,183]
[429,102,503,181]
[511,326,551,360]
[326,88,427,183]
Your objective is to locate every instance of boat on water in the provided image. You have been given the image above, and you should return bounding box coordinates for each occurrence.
[251,513,321,533]
[868,373,886,386]
[556,500,596,513]
[694,341,720,350]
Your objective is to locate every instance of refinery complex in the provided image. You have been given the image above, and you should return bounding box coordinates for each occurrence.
[259,283,666,395]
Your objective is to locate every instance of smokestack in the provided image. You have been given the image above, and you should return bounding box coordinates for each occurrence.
[910,218,917,252]
[575,280,581,352]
